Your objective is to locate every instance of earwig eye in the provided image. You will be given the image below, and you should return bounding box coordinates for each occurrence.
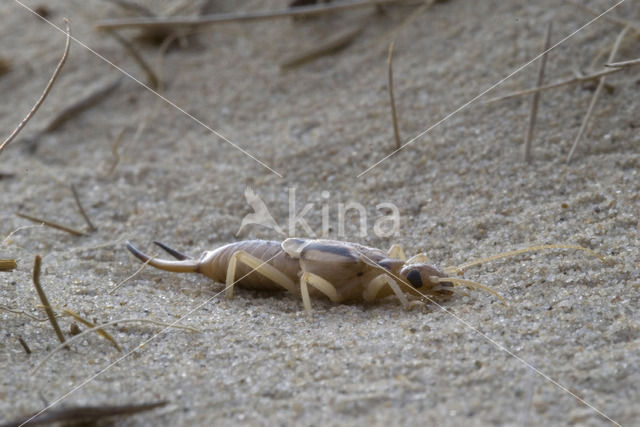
[406,270,423,288]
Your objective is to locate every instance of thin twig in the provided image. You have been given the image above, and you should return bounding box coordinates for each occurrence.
[606,57,640,68]
[484,67,626,104]
[25,77,123,153]
[370,0,434,49]
[71,184,97,232]
[44,78,122,134]
[565,0,640,32]
[567,26,629,163]
[0,56,11,77]
[109,256,153,294]
[0,20,70,156]
[18,336,32,355]
[33,318,200,374]
[104,0,155,16]
[280,22,367,69]
[16,212,86,237]
[32,255,67,346]
[0,259,17,271]
[387,41,401,150]
[0,305,48,321]
[3,401,168,427]
[108,128,125,175]
[95,0,405,30]
[524,22,552,163]
[61,309,121,352]
[107,30,160,89]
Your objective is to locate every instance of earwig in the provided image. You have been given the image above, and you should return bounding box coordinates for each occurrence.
[125,239,606,313]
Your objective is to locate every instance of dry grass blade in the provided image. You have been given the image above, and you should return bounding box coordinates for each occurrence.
[18,336,32,355]
[32,318,200,374]
[71,184,97,232]
[16,212,86,237]
[43,78,122,134]
[25,77,123,153]
[484,67,624,104]
[387,41,401,150]
[606,57,640,68]
[95,0,405,30]
[280,22,366,69]
[109,255,154,294]
[2,400,168,427]
[61,309,122,352]
[32,255,66,346]
[0,56,11,77]
[0,305,48,321]
[0,259,17,271]
[370,0,434,49]
[565,0,640,32]
[108,128,126,175]
[567,26,629,163]
[107,30,160,89]
[524,22,552,163]
[0,20,70,156]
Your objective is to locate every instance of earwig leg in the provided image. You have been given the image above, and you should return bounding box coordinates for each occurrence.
[300,272,341,304]
[363,274,409,309]
[387,244,406,261]
[225,251,297,299]
[406,253,430,264]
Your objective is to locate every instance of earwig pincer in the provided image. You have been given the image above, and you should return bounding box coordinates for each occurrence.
[125,238,606,313]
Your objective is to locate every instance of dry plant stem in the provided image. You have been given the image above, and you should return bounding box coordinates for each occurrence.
[0,259,18,271]
[524,22,552,163]
[40,77,123,135]
[370,0,434,49]
[18,336,32,355]
[280,22,366,69]
[71,184,97,232]
[0,20,70,156]
[0,305,48,321]
[484,67,626,104]
[61,309,122,352]
[95,0,405,30]
[387,41,401,150]
[567,26,629,164]
[105,0,155,16]
[3,401,168,427]
[565,0,640,32]
[108,128,125,174]
[606,57,640,67]
[32,255,67,346]
[107,30,160,89]
[109,256,153,294]
[33,318,200,374]
[16,212,86,237]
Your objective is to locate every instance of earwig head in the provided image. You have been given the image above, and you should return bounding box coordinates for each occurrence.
[399,263,453,296]
[398,263,507,304]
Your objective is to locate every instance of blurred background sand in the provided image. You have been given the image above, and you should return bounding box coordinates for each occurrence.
[1,1,639,425]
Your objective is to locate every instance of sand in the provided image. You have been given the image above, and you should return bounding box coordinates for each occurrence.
[1,0,639,425]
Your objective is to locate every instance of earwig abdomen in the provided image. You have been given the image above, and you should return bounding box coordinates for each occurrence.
[199,240,300,291]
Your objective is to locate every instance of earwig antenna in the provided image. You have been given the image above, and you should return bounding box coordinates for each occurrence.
[445,244,606,275]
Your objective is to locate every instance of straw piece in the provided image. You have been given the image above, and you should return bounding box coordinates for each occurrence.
[523,22,552,163]
[32,255,66,346]
[0,20,70,156]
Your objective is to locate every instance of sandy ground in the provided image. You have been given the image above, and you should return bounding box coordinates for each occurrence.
[1,0,639,425]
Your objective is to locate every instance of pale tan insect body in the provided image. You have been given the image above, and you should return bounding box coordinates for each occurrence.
[126,238,604,313]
